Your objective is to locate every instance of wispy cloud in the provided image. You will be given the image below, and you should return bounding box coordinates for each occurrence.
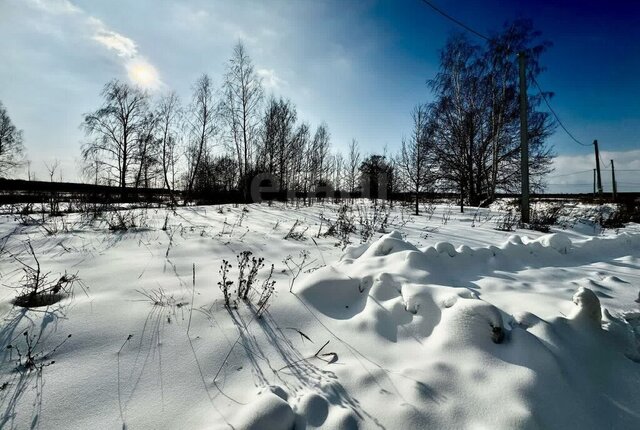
[25,0,161,89]
[91,27,137,58]
[548,149,640,192]
[257,68,287,90]
[28,0,80,15]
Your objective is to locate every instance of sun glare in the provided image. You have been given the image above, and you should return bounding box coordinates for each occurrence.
[126,59,160,89]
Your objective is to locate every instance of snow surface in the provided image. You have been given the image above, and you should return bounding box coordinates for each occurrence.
[0,201,639,429]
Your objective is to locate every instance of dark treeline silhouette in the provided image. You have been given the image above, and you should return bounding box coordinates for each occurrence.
[0,101,25,178]
[3,21,557,209]
[79,41,346,205]
[395,19,556,214]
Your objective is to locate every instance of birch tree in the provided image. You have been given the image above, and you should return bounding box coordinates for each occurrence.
[186,74,218,198]
[220,42,263,189]
[81,80,149,188]
[400,104,433,215]
[0,101,24,177]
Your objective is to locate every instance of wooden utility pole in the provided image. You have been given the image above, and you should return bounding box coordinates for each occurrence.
[594,140,603,196]
[611,160,617,201]
[518,52,530,223]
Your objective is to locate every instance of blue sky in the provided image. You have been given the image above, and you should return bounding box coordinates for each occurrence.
[0,0,638,191]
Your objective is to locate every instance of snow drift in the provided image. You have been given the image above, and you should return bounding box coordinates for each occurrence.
[1,204,639,430]
[292,231,640,429]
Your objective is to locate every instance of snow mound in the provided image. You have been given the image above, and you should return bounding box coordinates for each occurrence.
[295,232,640,428]
[534,232,572,254]
[230,391,295,430]
[296,265,370,319]
[569,286,602,326]
[359,230,416,258]
[434,241,456,256]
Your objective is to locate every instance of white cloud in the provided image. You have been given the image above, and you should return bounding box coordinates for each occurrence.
[257,68,287,90]
[548,149,640,193]
[92,28,137,58]
[25,0,161,89]
[27,0,80,15]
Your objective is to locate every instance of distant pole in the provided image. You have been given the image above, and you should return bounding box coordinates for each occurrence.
[611,160,617,201]
[593,169,596,195]
[594,140,603,196]
[518,52,530,223]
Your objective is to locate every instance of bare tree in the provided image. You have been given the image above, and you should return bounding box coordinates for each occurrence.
[260,97,279,176]
[134,111,160,188]
[185,74,218,199]
[156,92,182,200]
[220,42,263,189]
[400,105,433,215]
[291,122,310,202]
[332,152,344,192]
[428,20,555,206]
[258,97,297,190]
[276,98,297,190]
[44,159,61,214]
[309,122,331,195]
[359,154,393,200]
[346,138,361,195]
[26,160,35,181]
[81,80,150,188]
[0,101,25,177]
[44,159,60,182]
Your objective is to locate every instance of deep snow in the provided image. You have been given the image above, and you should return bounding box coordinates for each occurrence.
[0,201,639,429]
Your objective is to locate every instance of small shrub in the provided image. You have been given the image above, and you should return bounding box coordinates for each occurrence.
[422,202,436,221]
[217,252,276,312]
[528,203,563,232]
[441,205,452,225]
[357,201,390,243]
[323,204,356,249]
[6,331,72,372]
[495,209,519,232]
[11,241,86,308]
[218,260,233,308]
[256,264,276,317]
[237,251,264,301]
[284,220,308,241]
[283,250,312,292]
[108,211,137,231]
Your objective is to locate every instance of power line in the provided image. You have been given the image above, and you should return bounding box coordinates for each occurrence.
[547,169,593,178]
[530,76,592,147]
[419,0,490,41]
[598,157,608,171]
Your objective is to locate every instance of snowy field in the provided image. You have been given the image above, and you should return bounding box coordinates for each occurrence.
[0,201,639,429]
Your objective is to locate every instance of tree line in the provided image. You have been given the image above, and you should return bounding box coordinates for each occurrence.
[79,42,357,203]
[1,19,555,210]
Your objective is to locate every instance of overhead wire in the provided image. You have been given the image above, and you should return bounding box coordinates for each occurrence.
[546,169,593,178]
[530,76,592,147]
[419,0,490,41]
[417,2,639,190]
